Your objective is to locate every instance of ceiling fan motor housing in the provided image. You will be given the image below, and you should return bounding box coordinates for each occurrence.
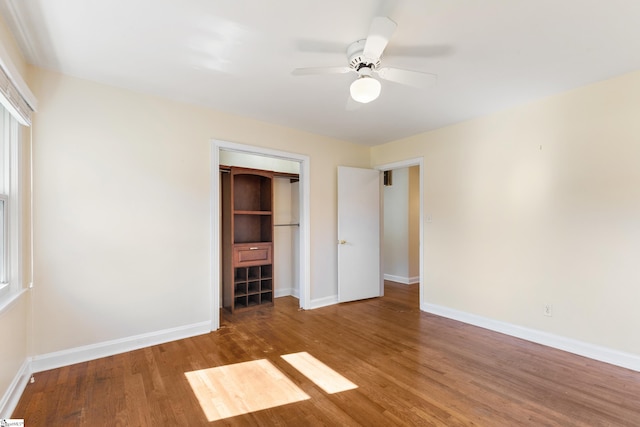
[347,39,381,72]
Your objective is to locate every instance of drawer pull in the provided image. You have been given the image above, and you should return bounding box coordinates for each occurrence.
[249,247,259,250]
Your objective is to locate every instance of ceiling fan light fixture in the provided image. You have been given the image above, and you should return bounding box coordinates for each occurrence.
[350,76,381,103]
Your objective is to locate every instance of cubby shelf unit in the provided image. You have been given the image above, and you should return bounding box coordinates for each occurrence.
[232,265,274,309]
[221,167,275,313]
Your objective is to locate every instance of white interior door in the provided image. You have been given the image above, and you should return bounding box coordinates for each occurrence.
[337,166,382,302]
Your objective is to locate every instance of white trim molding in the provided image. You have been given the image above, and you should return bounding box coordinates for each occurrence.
[2,321,211,417]
[424,303,640,372]
[0,358,30,419]
[30,321,211,374]
[0,0,43,70]
[309,295,339,310]
[0,287,27,315]
[383,274,420,285]
[275,288,299,299]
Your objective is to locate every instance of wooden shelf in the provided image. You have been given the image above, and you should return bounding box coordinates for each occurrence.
[234,210,272,215]
[222,167,275,313]
[233,215,272,243]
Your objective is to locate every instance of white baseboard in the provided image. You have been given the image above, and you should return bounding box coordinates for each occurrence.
[30,321,211,374]
[309,294,338,309]
[0,358,31,419]
[3,321,211,417]
[384,274,420,285]
[275,287,300,299]
[423,303,640,372]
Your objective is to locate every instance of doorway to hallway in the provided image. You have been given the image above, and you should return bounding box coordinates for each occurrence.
[376,158,424,308]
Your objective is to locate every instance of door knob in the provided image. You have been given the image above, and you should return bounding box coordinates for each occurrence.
[338,240,347,245]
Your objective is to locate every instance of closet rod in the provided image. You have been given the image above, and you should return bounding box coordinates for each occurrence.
[274,223,300,227]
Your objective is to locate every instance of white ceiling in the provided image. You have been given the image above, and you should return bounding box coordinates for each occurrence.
[3,0,640,146]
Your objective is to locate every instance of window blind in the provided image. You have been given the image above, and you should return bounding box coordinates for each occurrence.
[0,64,33,126]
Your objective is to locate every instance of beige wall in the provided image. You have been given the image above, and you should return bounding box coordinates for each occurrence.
[371,70,640,355]
[0,13,30,414]
[0,295,28,414]
[28,66,369,356]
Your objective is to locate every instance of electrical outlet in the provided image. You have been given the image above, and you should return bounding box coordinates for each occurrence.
[544,304,553,317]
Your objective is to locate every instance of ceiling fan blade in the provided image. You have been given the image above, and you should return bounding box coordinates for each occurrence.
[376,67,437,88]
[292,66,352,76]
[363,16,397,60]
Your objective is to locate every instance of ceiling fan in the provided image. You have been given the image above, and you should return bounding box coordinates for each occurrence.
[292,16,437,104]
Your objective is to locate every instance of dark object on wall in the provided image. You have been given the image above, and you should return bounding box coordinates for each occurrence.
[384,170,393,186]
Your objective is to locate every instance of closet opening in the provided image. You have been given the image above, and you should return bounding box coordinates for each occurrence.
[210,140,311,330]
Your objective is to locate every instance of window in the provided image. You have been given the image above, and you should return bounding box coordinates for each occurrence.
[0,102,22,302]
[0,51,35,307]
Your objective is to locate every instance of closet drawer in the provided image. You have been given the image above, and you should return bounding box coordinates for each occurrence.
[233,243,272,267]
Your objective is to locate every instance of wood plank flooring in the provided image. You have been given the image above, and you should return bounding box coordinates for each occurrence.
[13,282,640,426]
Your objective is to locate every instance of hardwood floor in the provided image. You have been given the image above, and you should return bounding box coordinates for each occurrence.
[14,282,640,426]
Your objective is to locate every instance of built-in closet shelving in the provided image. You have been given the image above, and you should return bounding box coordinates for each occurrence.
[222,167,274,312]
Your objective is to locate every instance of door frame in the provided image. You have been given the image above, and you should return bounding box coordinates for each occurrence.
[373,157,425,310]
[210,139,311,330]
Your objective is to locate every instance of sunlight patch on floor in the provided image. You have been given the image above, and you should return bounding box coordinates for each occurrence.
[281,352,358,394]
[184,359,310,422]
